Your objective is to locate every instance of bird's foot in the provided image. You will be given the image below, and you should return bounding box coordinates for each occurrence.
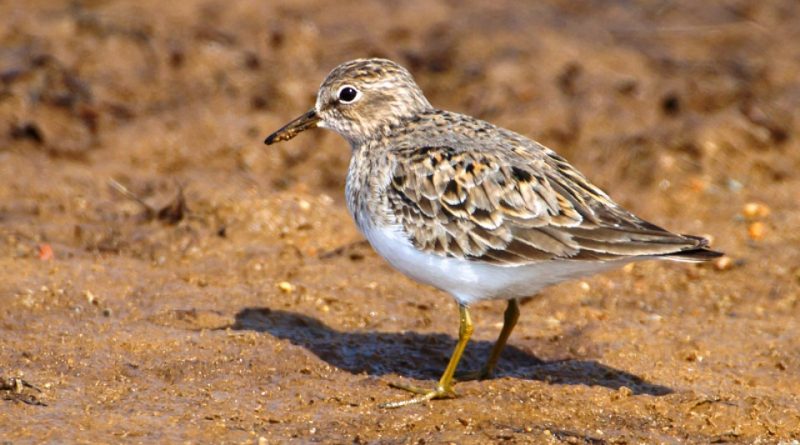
[379,382,457,408]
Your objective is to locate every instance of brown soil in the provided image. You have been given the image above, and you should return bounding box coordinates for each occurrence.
[2,1,799,443]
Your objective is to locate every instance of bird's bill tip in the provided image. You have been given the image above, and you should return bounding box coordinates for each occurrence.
[264,109,320,145]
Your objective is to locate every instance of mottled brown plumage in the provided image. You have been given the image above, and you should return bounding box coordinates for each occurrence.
[383,111,717,265]
[264,58,722,408]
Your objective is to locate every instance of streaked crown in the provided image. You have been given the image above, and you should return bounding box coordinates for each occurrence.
[314,58,433,144]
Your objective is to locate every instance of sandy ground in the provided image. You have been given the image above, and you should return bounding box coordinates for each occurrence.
[1,1,799,443]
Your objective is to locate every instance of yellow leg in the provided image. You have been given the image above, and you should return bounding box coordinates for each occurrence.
[457,298,519,381]
[380,304,474,408]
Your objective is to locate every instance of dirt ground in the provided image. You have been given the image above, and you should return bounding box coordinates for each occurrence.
[1,1,799,443]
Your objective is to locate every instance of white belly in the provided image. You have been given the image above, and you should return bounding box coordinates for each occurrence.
[362,223,626,306]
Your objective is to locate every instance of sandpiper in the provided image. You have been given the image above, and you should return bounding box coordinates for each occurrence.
[264,58,722,408]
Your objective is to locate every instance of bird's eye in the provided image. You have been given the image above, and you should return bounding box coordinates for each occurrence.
[337,85,360,104]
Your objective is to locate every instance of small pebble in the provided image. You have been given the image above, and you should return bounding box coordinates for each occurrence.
[688,177,708,193]
[38,244,54,261]
[277,281,295,293]
[84,290,98,305]
[742,202,770,219]
[544,316,561,328]
[713,256,733,271]
[726,178,743,192]
[747,222,766,240]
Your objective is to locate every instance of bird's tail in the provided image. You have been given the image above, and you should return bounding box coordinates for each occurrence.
[662,235,724,263]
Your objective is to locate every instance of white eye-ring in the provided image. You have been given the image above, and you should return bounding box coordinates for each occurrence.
[336,85,362,104]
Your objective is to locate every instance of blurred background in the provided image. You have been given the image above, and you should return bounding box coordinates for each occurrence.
[1,1,798,442]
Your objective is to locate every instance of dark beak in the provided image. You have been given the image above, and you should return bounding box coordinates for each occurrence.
[264,109,321,145]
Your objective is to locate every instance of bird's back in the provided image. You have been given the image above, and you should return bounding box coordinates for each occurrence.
[374,109,722,266]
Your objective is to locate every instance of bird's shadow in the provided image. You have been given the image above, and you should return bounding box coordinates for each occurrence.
[233,307,672,396]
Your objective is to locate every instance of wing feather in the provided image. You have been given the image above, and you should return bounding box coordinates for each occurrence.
[386,143,714,265]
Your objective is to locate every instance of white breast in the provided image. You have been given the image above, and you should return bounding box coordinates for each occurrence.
[361,223,625,306]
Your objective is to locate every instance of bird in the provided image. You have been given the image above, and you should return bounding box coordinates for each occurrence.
[264,58,722,408]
